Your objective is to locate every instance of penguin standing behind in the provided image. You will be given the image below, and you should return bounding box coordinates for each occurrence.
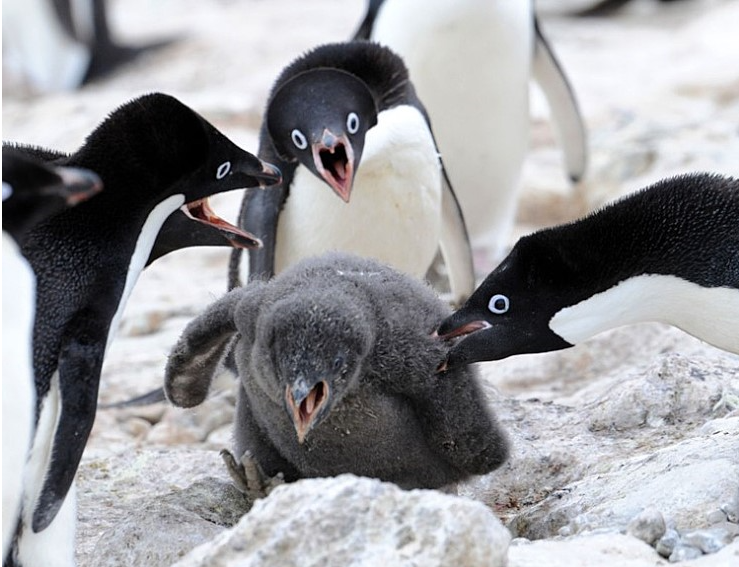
[2,0,170,92]
[354,0,587,260]
[2,151,102,560]
[167,252,508,492]
[230,41,475,305]
[4,93,281,567]
[437,173,739,369]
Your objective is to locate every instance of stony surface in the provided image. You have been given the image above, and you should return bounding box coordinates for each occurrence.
[172,475,511,567]
[3,0,739,566]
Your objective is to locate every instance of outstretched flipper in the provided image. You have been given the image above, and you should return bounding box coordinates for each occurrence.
[532,17,588,182]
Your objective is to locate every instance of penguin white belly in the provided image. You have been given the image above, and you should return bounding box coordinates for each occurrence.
[550,274,739,354]
[371,0,533,253]
[275,105,442,278]
[2,236,35,556]
[2,0,90,92]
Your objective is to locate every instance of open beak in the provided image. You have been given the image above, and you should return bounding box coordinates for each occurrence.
[312,129,354,203]
[285,380,331,444]
[436,320,492,341]
[252,162,282,189]
[182,198,262,248]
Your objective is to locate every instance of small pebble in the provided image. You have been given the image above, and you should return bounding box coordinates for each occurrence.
[656,528,680,558]
[707,509,728,525]
[669,543,703,563]
[627,507,666,545]
[510,538,532,546]
[682,526,736,554]
[721,493,739,523]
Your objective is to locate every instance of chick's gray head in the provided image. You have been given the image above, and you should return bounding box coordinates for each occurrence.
[259,289,375,443]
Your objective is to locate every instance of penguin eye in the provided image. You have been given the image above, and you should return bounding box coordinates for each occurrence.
[291,129,308,150]
[346,112,360,134]
[488,294,510,315]
[332,355,345,372]
[216,161,231,180]
[2,182,12,201]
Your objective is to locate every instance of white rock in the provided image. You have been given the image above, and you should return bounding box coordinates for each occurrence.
[508,533,660,567]
[627,507,666,546]
[173,474,511,567]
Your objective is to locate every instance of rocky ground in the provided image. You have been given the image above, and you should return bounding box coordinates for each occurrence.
[3,0,739,565]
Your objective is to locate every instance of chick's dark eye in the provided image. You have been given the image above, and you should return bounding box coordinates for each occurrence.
[333,355,345,372]
[488,294,510,314]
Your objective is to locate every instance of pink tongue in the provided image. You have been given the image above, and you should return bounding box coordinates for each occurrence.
[333,160,346,180]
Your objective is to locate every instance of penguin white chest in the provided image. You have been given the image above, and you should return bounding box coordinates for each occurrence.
[275,105,442,277]
[371,0,533,246]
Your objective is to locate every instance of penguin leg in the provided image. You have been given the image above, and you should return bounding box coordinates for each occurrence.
[220,449,284,499]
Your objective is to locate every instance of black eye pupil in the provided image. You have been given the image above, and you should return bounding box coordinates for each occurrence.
[495,298,506,311]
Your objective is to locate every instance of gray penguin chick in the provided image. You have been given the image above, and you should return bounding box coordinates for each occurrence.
[165,252,508,492]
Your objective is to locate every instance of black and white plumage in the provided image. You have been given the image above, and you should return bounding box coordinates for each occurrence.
[230,41,474,305]
[2,151,101,561]
[354,0,587,258]
[437,173,739,368]
[4,92,280,567]
[168,252,508,490]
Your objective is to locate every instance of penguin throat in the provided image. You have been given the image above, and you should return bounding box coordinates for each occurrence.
[182,198,262,248]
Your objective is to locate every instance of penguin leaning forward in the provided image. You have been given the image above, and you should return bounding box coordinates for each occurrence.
[229,41,475,305]
[4,93,280,567]
[2,150,102,561]
[437,173,739,369]
[354,0,587,260]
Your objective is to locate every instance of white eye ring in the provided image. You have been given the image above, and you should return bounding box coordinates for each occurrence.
[346,112,360,134]
[2,182,12,201]
[216,161,231,179]
[291,129,308,150]
[488,294,510,314]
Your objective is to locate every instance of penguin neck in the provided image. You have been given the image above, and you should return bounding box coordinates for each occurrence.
[549,274,739,352]
[105,194,185,353]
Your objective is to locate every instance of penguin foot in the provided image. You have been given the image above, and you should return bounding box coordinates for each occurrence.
[220,448,284,498]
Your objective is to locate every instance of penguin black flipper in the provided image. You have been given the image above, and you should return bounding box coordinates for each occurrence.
[532,16,587,182]
[438,163,475,305]
[33,327,107,531]
[228,156,293,289]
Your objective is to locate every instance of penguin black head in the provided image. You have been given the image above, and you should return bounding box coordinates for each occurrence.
[266,68,377,203]
[79,92,281,246]
[437,234,576,368]
[2,149,102,244]
[254,289,375,443]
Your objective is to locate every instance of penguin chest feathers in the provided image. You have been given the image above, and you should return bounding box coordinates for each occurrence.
[275,105,442,277]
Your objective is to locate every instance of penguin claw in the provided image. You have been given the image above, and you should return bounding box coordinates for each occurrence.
[220,448,284,499]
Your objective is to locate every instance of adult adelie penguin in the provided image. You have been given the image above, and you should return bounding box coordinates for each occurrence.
[2,150,101,560]
[354,0,587,261]
[229,41,475,305]
[437,173,739,369]
[3,0,170,92]
[4,93,280,567]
